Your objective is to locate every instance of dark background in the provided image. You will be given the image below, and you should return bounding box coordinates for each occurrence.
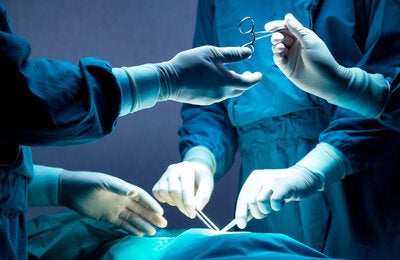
[3,0,241,229]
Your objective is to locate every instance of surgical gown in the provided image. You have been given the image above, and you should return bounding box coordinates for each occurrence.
[378,71,400,132]
[179,0,400,259]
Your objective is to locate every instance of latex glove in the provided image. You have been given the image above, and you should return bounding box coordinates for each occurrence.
[60,169,167,237]
[157,46,262,104]
[121,46,262,112]
[266,13,389,117]
[235,166,322,229]
[235,142,349,229]
[152,161,214,219]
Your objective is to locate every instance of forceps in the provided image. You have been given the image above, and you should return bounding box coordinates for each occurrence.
[221,215,253,232]
[195,208,220,231]
[239,17,286,55]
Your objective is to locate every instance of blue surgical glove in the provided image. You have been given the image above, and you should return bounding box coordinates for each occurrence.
[235,143,350,229]
[114,46,262,114]
[266,13,389,118]
[28,165,167,236]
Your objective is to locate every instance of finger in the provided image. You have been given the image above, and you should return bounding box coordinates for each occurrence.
[284,13,315,47]
[152,181,166,203]
[227,71,263,89]
[120,211,155,236]
[248,200,266,220]
[270,187,292,212]
[157,177,177,206]
[168,173,189,217]
[180,171,196,218]
[264,20,286,32]
[118,218,144,237]
[146,213,168,229]
[224,71,259,96]
[271,42,288,55]
[271,32,295,50]
[271,32,284,46]
[126,198,168,229]
[238,71,263,85]
[194,175,213,211]
[256,188,274,215]
[154,179,176,205]
[245,183,266,219]
[132,187,164,214]
[216,46,253,63]
[235,191,251,229]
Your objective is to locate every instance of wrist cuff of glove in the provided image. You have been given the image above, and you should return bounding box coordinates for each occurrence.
[112,68,133,116]
[28,165,63,206]
[330,68,389,118]
[121,65,162,112]
[295,143,350,191]
[183,146,216,174]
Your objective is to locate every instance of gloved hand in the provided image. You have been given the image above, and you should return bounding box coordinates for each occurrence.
[265,13,389,117]
[28,166,168,236]
[235,166,322,229]
[235,143,348,229]
[157,46,262,104]
[59,169,168,237]
[152,161,214,219]
[121,46,262,112]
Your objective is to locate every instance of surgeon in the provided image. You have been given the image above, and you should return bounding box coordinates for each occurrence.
[231,11,400,232]
[267,13,400,132]
[0,2,262,259]
[152,0,400,259]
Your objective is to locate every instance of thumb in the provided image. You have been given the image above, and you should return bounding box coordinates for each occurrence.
[269,188,289,211]
[216,46,252,63]
[284,13,314,47]
[228,70,263,90]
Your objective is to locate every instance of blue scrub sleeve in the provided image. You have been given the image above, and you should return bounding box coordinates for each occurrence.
[0,3,121,146]
[319,107,400,173]
[378,71,400,132]
[179,102,238,179]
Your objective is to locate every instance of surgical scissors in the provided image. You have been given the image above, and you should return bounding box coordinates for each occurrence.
[239,17,286,55]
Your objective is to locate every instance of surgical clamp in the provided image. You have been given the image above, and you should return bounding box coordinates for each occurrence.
[239,16,286,55]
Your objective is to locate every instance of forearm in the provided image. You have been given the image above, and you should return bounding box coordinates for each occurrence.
[0,57,122,146]
[319,108,400,172]
[376,72,400,132]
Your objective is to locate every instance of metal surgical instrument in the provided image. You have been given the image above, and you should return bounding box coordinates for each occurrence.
[239,17,286,55]
[195,208,220,231]
[221,215,253,232]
